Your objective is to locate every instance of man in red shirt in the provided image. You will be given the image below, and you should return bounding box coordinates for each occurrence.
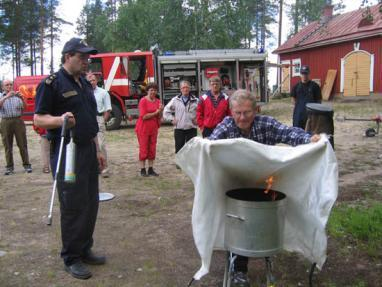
[197,76,230,138]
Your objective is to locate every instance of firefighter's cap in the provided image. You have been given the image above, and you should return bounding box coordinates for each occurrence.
[62,38,98,55]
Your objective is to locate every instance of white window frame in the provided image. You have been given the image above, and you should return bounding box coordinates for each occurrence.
[292,58,301,77]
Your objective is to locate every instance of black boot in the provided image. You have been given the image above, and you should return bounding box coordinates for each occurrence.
[148,167,159,176]
[64,261,92,280]
[140,168,148,177]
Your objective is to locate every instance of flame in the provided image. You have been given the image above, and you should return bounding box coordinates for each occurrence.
[264,176,274,194]
[264,176,277,201]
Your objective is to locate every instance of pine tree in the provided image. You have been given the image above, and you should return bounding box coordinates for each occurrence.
[47,0,72,73]
[77,0,110,52]
[288,0,345,36]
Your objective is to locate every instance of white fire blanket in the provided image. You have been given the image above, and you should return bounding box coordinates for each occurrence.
[175,136,338,280]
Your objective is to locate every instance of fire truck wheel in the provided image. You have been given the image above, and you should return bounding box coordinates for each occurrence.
[106,103,122,130]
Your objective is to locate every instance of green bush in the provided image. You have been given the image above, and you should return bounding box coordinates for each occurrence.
[328,203,382,256]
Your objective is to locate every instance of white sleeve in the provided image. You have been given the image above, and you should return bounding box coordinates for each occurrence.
[104,90,112,111]
[163,98,175,121]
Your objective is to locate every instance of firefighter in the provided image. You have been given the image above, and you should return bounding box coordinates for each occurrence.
[34,38,106,280]
[196,76,230,138]
[291,65,322,129]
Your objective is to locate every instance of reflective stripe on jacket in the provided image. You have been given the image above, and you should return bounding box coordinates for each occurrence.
[196,91,230,129]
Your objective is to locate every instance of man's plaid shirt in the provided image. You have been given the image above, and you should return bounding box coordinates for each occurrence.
[209,115,311,146]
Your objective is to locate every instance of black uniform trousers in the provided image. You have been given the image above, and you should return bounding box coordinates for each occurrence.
[174,128,197,153]
[51,139,99,266]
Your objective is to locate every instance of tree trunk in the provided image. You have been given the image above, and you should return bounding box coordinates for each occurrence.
[50,0,54,74]
[33,40,37,75]
[277,0,283,87]
[30,36,34,75]
[278,0,283,47]
[40,0,45,75]
[12,44,16,79]
[294,0,299,35]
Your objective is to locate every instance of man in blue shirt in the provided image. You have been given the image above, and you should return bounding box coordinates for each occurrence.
[209,89,320,287]
[34,38,106,280]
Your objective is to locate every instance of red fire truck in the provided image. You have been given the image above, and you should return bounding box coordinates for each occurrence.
[15,49,268,129]
[14,75,46,121]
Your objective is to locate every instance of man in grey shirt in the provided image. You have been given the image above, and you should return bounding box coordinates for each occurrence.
[0,79,32,175]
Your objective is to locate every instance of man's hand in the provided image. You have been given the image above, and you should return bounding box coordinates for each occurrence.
[172,118,178,126]
[61,112,75,129]
[5,91,15,98]
[310,134,321,143]
[104,111,111,122]
[97,151,106,171]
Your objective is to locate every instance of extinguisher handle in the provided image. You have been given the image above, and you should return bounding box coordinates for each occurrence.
[61,116,69,137]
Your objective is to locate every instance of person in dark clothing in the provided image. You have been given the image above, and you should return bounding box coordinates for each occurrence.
[34,38,106,280]
[291,65,322,129]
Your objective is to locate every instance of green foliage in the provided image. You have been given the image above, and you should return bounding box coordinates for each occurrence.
[77,0,109,52]
[0,0,70,76]
[76,0,280,52]
[328,203,382,256]
[287,0,345,36]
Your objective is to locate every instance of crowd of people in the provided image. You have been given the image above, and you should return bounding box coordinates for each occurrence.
[0,37,322,286]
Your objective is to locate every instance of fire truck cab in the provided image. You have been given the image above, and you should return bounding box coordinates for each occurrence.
[89,51,155,130]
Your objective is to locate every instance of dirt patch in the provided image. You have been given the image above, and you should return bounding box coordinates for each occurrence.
[0,97,382,286]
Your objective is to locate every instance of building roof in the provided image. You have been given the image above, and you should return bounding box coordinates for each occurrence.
[274,4,382,54]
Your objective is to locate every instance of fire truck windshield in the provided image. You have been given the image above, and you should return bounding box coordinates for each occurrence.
[89,58,102,74]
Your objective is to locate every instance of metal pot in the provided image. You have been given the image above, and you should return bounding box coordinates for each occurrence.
[224,188,287,257]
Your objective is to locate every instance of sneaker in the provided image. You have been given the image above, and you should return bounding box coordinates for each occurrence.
[24,165,32,173]
[231,271,250,287]
[140,168,148,177]
[148,167,159,176]
[4,168,14,175]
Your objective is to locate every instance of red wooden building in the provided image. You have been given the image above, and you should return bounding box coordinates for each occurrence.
[273,4,382,98]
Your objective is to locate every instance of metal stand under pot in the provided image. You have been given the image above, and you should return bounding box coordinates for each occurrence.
[222,188,287,287]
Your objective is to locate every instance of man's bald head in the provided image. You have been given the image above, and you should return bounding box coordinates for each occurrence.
[2,79,13,93]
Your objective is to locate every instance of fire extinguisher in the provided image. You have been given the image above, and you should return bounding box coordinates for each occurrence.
[64,130,76,183]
